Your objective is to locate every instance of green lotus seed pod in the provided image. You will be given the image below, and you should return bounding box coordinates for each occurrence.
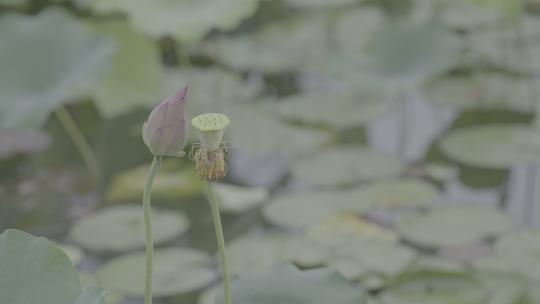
[191,113,230,152]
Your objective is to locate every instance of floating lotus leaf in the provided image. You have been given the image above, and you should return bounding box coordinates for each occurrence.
[263,189,373,229]
[0,229,82,304]
[106,160,203,201]
[0,0,28,7]
[286,0,361,9]
[97,248,216,296]
[381,271,488,304]
[473,255,540,281]
[397,204,512,248]
[276,89,390,130]
[426,74,536,113]
[292,146,404,187]
[365,21,463,87]
[70,205,189,251]
[198,285,218,304]
[525,280,540,304]
[439,124,540,169]
[215,265,366,304]
[80,272,125,304]
[334,7,386,54]
[305,215,399,249]
[361,178,438,209]
[475,271,528,304]
[421,163,455,182]
[88,0,261,42]
[91,21,163,118]
[495,230,540,256]
[161,68,262,115]
[411,256,467,273]
[304,215,415,282]
[213,183,269,214]
[226,234,327,276]
[75,286,108,304]
[324,21,463,88]
[341,242,416,280]
[0,8,113,129]
[203,17,328,72]
[59,244,85,265]
[469,26,540,73]
[440,0,502,29]
[227,105,332,157]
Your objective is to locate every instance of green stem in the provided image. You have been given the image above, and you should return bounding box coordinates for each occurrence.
[143,157,160,304]
[55,105,102,182]
[206,182,233,304]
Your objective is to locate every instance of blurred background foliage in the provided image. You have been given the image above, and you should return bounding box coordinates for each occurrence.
[1,0,540,303]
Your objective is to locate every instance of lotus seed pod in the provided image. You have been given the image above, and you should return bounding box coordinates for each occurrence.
[142,86,188,157]
[191,113,230,181]
[191,113,230,152]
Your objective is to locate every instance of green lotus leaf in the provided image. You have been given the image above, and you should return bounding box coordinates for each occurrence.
[475,271,528,304]
[410,256,467,273]
[324,21,463,88]
[0,0,29,7]
[89,0,261,42]
[286,0,362,9]
[75,286,108,304]
[381,271,488,304]
[70,205,189,252]
[59,244,85,266]
[226,105,332,157]
[226,233,328,276]
[161,68,262,115]
[473,255,540,281]
[303,215,415,282]
[80,273,125,304]
[330,242,416,283]
[90,21,163,118]
[97,248,216,296]
[292,145,404,187]
[305,214,399,248]
[439,124,540,169]
[334,7,386,54]
[397,204,512,248]
[523,279,540,304]
[495,229,540,256]
[361,178,438,209]
[213,183,269,214]
[202,16,328,72]
[215,265,366,304]
[106,160,204,201]
[426,74,537,113]
[0,8,114,129]
[276,89,391,130]
[263,188,373,229]
[468,22,540,73]
[439,0,502,29]
[0,229,82,304]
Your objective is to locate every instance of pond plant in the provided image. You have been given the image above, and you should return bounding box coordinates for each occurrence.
[3,1,540,304]
[191,113,233,304]
[141,88,234,304]
[141,87,189,304]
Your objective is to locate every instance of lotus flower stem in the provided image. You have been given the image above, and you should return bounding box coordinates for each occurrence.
[143,156,159,304]
[206,182,233,304]
[55,105,102,182]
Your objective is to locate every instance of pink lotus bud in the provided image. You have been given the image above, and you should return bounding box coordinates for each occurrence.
[142,86,188,157]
